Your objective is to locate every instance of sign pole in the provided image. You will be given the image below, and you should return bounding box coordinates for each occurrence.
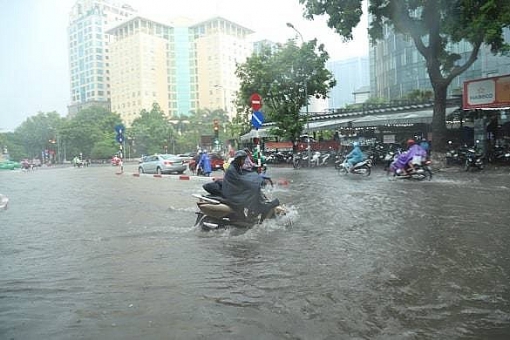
[256,128,261,173]
[250,93,264,173]
[115,124,125,174]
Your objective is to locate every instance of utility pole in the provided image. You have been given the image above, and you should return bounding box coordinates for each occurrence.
[286,22,311,166]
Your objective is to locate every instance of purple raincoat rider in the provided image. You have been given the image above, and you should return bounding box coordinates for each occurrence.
[392,139,427,175]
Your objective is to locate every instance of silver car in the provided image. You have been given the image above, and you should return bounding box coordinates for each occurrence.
[138,154,187,175]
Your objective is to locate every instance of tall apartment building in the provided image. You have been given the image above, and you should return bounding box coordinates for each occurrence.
[67,0,136,116]
[107,16,197,126]
[369,26,510,101]
[191,17,254,120]
[326,56,370,108]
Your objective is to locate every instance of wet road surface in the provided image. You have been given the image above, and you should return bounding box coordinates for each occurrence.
[1,164,510,339]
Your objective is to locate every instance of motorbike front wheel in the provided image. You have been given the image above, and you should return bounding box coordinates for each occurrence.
[423,168,432,181]
[464,159,471,172]
[338,165,348,175]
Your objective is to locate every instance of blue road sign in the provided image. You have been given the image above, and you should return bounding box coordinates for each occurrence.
[116,134,124,143]
[251,110,264,129]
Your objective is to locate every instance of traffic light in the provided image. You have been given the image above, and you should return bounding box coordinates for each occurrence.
[115,124,125,144]
[116,131,124,143]
[213,119,219,139]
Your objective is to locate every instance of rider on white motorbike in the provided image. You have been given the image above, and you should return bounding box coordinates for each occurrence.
[344,142,365,172]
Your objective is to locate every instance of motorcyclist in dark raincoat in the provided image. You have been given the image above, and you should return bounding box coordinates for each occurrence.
[221,150,279,218]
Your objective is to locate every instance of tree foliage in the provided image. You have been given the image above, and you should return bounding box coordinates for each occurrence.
[129,103,175,155]
[13,111,64,159]
[236,40,336,145]
[59,106,122,159]
[300,0,510,151]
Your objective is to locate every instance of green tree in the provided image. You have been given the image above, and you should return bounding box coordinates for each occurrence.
[173,108,231,152]
[236,40,336,146]
[58,106,122,159]
[405,89,434,102]
[130,103,175,155]
[14,111,64,159]
[300,0,510,151]
[1,132,25,161]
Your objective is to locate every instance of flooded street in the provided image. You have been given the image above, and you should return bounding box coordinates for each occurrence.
[1,165,510,339]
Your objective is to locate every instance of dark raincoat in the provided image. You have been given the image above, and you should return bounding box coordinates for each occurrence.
[222,162,266,214]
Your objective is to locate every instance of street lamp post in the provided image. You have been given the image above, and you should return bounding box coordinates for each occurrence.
[286,22,311,166]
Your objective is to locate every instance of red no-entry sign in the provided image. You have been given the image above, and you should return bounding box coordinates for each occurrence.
[250,93,262,111]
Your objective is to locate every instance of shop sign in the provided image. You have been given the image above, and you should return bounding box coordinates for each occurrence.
[463,74,510,109]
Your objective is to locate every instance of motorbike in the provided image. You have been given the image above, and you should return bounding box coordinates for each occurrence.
[318,150,334,167]
[390,158,433,181]
[337,157,372,176]
[445,141,468,165]
[464,147,484,171]
[488,145,510,164]
[293,152,310,169]
[192,178,286,230]
[310,151,321,167]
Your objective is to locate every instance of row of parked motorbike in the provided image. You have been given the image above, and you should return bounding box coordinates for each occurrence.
[446,141,510,171]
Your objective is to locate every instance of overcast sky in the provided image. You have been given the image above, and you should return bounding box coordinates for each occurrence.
[0,0,368,132]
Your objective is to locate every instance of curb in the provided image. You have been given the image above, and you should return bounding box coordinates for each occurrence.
[118,172,291,185]
[120,171,216,181]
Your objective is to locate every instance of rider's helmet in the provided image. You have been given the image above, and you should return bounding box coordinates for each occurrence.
[407,139,415,147]
[233,150,248,159]
[352,142,360,147]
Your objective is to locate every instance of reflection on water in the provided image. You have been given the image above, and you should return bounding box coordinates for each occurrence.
[1,165,510,339]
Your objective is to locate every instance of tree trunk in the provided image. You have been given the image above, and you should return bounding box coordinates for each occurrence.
[431,84,448,153]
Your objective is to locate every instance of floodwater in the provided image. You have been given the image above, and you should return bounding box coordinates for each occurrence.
[1,164,510,339]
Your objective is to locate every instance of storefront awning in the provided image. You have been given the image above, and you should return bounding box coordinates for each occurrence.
[240,128,272,141]
[351,107,459,127]
[304,117,353,132]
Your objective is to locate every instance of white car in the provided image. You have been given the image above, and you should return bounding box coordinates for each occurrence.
[138,154,187,175]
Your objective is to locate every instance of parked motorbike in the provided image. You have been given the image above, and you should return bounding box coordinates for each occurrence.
[334,153,344,170]
[310,151,321,167]
[464,147,484,171]
[192,179,286,230]
[337,157,372,176]
[293,152,310,169]
[318,150,334,167]
[487,145,510,164]
[445,141,468,165]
